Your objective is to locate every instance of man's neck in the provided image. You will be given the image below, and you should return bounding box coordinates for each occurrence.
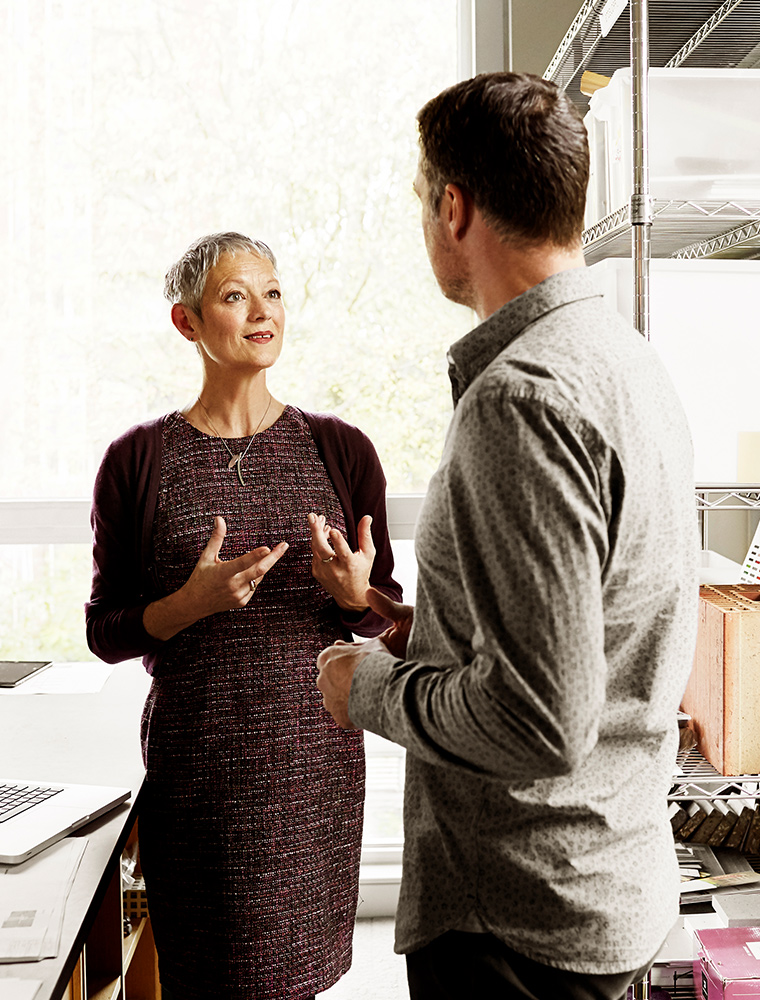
[467,219,586,322]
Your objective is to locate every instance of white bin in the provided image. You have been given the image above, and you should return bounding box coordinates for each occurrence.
[584,68,760,229]
[589,258,760,482]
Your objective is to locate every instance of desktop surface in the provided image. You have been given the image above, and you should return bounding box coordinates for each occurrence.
[0,661,151,999]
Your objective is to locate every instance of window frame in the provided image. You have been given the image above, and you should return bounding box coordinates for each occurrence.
[0,495,424,544]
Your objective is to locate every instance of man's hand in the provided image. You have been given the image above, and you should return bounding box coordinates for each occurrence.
[367,588,414,658]
[316,641,375,730]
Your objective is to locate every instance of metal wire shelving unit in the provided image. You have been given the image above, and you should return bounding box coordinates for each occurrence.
[545,0,760,117]
[695,483,760,550]
[582,200,760,263]
[543,3,760,995]
[545,0,760,275]
[673,744,759,802]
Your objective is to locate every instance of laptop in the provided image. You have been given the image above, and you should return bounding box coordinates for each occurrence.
[0,779,131,864]
[0,661,53,688]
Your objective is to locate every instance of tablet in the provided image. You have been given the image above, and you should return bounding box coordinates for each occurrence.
[0,660,53,688]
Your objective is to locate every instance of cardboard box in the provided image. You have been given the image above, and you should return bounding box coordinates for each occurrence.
[681,585,760,775]
[696,927,760,998]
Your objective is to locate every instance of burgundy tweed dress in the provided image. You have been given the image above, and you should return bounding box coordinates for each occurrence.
[137,407,365,1000]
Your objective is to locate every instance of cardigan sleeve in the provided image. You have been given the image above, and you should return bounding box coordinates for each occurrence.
[302,410,403,638]
[85,422,166,668]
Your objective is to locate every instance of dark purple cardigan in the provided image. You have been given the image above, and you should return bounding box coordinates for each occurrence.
[85,409,402,675]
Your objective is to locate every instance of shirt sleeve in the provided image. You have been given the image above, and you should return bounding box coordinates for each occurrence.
[349,385,612,782]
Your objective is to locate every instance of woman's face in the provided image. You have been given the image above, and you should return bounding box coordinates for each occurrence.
[191,252,285,374]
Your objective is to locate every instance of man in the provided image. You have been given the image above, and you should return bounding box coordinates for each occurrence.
[316,72,698,1000]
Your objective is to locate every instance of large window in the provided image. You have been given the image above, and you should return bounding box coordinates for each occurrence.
[1,1,478,868]
[0,0,473,653]
[1,0,470,502]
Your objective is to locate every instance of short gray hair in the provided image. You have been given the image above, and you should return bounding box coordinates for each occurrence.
[164,232,279,315]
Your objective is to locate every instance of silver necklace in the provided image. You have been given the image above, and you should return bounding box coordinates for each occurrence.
[197,394,273,486]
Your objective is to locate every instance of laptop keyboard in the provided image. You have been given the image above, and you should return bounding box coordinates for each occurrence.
[0,782,64,823]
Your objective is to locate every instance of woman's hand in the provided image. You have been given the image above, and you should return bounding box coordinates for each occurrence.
[143,516,289,641]
[366,588,414,659]
[308,512,375,612]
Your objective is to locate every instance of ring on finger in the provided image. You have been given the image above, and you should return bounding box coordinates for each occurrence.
[321,556,334,563]
[249,578,258,593]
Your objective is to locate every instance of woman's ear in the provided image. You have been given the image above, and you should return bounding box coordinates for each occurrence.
[171,302,199,342]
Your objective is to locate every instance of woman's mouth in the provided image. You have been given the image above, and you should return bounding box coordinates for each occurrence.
[245,332,274,342]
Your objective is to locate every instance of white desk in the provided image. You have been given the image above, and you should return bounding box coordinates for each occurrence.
[0,662,152,1000]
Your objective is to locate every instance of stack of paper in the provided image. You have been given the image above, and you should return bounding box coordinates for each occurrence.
[0,980,42,999]
[0,839,86,962]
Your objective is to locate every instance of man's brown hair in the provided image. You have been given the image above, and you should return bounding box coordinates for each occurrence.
[417,72,589,249]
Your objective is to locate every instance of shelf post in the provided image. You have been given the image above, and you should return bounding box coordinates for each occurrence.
[632,973,651,998]
[630,0,653,339]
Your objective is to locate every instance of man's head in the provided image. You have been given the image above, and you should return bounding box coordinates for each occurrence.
[416,72,589,252]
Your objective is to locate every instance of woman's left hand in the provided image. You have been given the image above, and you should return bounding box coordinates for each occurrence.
[308,512,375,612]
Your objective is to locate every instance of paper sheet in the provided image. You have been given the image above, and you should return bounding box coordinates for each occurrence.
[0,839,87,962]
[0,979,42,999]
[0,662,115,695]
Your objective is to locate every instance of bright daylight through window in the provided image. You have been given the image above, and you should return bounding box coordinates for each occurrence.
[1,0,470,853]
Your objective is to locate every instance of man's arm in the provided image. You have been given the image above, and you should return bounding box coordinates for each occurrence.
[344,388,612,783]
[317,590,414,726]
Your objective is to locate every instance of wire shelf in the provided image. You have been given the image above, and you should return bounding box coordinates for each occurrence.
[672,218,760,259]
[544,0,760,112]
[582,200,760,263]
[672,745,760,801]
[695,484,760,512]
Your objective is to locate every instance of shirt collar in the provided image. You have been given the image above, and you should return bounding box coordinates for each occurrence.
[446,267,601,405]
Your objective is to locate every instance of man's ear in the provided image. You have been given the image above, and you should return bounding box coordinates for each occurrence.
[442,183,472,242]
[171,303,199,342]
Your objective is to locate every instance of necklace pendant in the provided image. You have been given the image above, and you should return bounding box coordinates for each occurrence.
[226,453,246,486]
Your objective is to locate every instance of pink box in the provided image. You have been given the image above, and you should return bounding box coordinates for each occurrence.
[696,927,760,998]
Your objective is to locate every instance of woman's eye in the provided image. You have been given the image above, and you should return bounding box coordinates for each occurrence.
[226,291,244,302]
[268,289,281,299]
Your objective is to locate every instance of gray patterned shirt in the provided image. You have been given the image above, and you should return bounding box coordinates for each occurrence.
[350,267,699,973]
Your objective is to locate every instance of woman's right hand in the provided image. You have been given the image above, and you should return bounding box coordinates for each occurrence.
[143,516,289,641]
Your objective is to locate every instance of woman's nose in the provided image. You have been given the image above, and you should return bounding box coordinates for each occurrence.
[248,295,272,320]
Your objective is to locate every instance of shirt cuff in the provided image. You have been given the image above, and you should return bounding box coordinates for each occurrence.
[348,648,401,738]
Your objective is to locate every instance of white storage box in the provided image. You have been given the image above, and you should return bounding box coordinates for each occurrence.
[700,550,742,586]
[590,258,760,482]
[584,68,760,228]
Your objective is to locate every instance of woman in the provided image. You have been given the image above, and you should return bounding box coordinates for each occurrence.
[85,232,401,1000]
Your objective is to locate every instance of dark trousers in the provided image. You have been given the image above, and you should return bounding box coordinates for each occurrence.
[406,930,653,1000]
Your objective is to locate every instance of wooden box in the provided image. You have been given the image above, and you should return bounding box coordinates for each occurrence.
[682,585,760,775]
